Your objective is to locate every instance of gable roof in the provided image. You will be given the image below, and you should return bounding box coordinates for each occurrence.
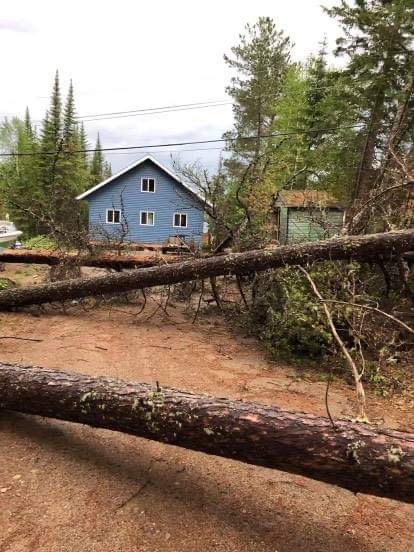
[76,155,208,208]
[274,189,345,209]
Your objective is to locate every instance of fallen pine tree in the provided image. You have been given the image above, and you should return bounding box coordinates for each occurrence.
[0,362,413,503]
[0,249,183,270]
[0,229,412,309]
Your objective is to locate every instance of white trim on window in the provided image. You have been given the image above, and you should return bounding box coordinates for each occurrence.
[173,212,188,228]
[141,177,156,193]
[106,208,121,224]
[140,211,155,226]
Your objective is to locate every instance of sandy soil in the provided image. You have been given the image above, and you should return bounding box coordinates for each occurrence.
[0,266,413,551]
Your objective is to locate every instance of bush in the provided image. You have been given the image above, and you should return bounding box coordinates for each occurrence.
[248,263,349,361]
[23,235,57,250]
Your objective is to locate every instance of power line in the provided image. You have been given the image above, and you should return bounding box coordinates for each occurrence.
[76,82,363,123]
[80,102,232,123]
[103,146,226,156]
[0,124,365,158]
[77,100,231,121]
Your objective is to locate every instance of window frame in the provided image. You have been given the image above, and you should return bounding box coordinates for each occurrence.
[173,212,188,228]
[140,210,155,226]
[141,177,156,193]
[106,208,121,224]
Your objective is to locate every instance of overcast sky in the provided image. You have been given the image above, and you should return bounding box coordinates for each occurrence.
[1,0,342,173]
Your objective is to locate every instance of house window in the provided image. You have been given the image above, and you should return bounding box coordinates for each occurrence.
[106,209,121,224]
[140,211,155,226]
[173,213,187,228]
[141,177,156,193]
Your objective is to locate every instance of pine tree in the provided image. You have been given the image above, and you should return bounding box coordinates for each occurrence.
[90,134,105,185]
[63,80,76,147]
[78,122,89,172]
[103,161,112,179]
[325,0,414,199]
[24,107,34,141]
[303,38,332,149]
[224,17,292,164]
[39,69,63,215]
[0,112,42,234]
[41,70,62,154]
[222,18,293,243]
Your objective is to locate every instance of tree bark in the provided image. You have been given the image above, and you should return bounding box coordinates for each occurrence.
[0,229,413,310]
[1,362,414,503]
[0,249,181,271]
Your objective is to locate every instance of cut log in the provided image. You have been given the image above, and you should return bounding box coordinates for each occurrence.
[0,229,412,309]
[1,362,413,503]
[0,249,182,270]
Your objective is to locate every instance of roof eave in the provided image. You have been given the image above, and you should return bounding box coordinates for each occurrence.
[76,154,210,208]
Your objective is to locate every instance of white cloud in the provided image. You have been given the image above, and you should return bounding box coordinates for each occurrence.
[0,0,342,171]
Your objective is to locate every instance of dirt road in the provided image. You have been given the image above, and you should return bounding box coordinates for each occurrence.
[1,300,413,551]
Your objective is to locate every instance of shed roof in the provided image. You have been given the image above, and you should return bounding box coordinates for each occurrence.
[274,190,345,209]
[76,155,209,209]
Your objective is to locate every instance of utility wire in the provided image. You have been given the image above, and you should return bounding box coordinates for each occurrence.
[77,100,231,120]
[80,102,232,122]
[76,83,363,123]
[103,146,226,155]
[0,123,365,158]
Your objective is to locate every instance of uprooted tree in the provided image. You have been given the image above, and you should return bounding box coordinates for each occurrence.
[0,229,412,310]
[1,362,414,503]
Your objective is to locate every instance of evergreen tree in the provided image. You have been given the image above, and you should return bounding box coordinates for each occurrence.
[63,80,76,147]
[103,160,112,179]
[78,122,89,173]
[303,38,332,149]
[40,70,62,155]
[38,69,63,218]
[0,72,107,240]
[90,134,105,185]
[222,18,293,243]
[325,0,414,199]
[224,17,292,164]
[0,113,42,233]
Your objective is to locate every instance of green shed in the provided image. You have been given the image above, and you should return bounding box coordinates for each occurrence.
[273,190,345,245]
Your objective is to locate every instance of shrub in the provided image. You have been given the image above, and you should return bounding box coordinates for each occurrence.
[23,235,57,250]
[249,265,345,360]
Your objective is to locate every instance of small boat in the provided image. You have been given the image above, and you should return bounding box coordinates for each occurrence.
[0,221,22,247]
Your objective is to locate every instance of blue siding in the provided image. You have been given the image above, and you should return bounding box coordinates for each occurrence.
[84,160,204,245]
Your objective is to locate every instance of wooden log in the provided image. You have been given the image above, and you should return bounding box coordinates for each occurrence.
[1,362,414,503]
[0,249,182,270]
[0,229,412,309]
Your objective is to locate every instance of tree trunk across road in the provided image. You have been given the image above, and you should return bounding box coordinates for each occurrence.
[1,362,413,503]
[0,229,412,309]
[0,249,181,270]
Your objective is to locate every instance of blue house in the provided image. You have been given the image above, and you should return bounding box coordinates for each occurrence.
[76,155,207,247]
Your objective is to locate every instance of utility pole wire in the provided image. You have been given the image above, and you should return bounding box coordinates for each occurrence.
[0,123,365,158]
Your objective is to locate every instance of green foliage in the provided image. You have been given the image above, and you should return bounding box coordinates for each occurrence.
[0,71,112,243]
[217,6,414,249]
[23,235,57,250]
[90,134,111,185]
[325,0,414,199]
[249,266,343,360]
[0,278,10,290]
[224,17,292,161]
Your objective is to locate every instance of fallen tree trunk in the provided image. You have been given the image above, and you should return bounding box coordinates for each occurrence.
[0,249,182,270]
[1,362,413,503]
[0,229,413,309]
